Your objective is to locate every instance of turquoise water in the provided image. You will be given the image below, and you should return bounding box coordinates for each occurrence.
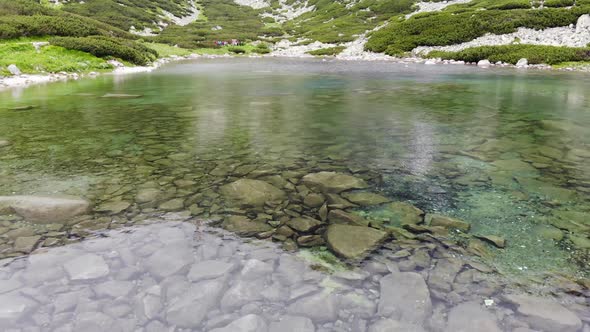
[0,58,589,279]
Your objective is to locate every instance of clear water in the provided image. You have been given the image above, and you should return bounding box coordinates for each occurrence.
[0,58,589,280]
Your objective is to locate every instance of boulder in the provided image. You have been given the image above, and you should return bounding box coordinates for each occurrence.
[325,224,387,259]
[328,209,369,226]
[502,294,582,332]
[576,14,590,34]
[341,192,390,206]
[220,179,286,207]
[302,172,368,193]
[378,272,432,324]
[425,214,470,232]
[222,215,272,237]
[516,58,528,68]
[477,60,491,67]
[0,195,90,224]
[303,193,325,208]
[7,64,21,76]
[384,202,424,226]
[445,302,501,332]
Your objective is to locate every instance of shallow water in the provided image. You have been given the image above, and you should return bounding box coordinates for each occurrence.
[0,58,589,280]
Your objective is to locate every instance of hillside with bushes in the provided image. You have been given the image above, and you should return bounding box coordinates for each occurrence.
[1,0,590,74]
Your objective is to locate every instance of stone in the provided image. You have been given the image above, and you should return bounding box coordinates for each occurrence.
[222,215,273,237]
[378,272,432,324]
[516,58,528,68]
[302,172,368,193]
[425,214,470,232]
[368,318,426,332]
[13,235,41,253]
[341,192,390,206]
[0,195,89,224]
[475,235,506,248]
[0,140,9,148]
[576,14,590,34]
[94,280,135,298]
[64,253,109,280]
[445,302,501,332]
[167,280,225,328]
[240,259,274,280]
[101,93,142,98]
[211,314,268,332]
[297,235,325,247]
[220,279,266,311]
[287,217,323,232]
[73,312,114,332]
[318,203,328,221]
[0,293,38,323]
[146,245,193,279]
[477,59,491,67]
[95,201,130,214]
[428,258,464,292]
[467,239,492,259]
[269,315,315,332]
[7,64,21,76]
[502,294,582,332]
[383,202,425,226]
[220,179,286,207]
[532,225,563,241]
[328,209,369,226]
[287,292,338,322]
[158,198,185,211]
[188,260,235,281]
[303,193,325,208]
[135,188,161,204]
[326,224,387,259]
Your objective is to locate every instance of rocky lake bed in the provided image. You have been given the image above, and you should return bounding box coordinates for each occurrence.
[0,58,589,331]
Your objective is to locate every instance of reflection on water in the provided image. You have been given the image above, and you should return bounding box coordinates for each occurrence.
[0,58,589,281]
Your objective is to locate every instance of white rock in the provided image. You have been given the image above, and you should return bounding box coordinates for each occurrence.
[188,260,235,281]
[211,314,268,332]
[64,253,109,280]
[516,58,528,68]
[286,292,339,323]
[576,14,590,34]
[240,259,274,280]
[378,272,432,324]
[477,60,491,67]
[269,315,315,332]
[424,59,437,65]
[7,64,21,76]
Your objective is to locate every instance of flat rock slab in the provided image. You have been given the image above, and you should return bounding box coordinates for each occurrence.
[378,272,432,324]
[503,294,582,332]
[222,215,272,237]
[220,179,286,207]
[445,302,501,332]
[0,195,90,224]
[326,224,387,259]
[342,192,390,206]
[302,172,368,193]
[64,253,110,280]
[426,213,470,232]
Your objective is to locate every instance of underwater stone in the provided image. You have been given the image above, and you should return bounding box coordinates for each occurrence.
[95,201,131,214]
[378,272,432,324]
[287,291,339,323]
[211,314,268,332]
[475,235,506,248]
[326,224,387,259]
[328,209,370,227]
[269,315,315,332]
[220,179,286,207]
[13,235,41,253]
[302,172,368,194]
[101,93,142,98]
[502,294,582,332]
[0,195,90,224]
[222,215,273,237]
[445,302,501,332]
[341,192,390,206]
[188,260,235,281]
[0,140,9,148]
[303,193,325,208]
[286,216,323,233]
[64,253,109,280]
[425,214,470,232]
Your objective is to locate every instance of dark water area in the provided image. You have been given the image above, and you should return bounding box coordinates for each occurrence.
[0,58,589,278]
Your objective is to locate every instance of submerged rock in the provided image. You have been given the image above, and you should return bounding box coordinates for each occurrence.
[101,93,142,98]
[286,217,323,233]
[220,179,286,207]
[445,302,501,332]
[378,272,432,324]
[211,314,268,332]
[425,214,470,232]
[325,224,387,259]
[9,105,36,111]
[64,253,110,280]
[383,202,425,226]
[502,294,582,332]
[302,172,368,193]
[341,192,390,206]
[0,195,90,224]
[0,140,10,148]
[95,200,131,214]
[475,235,506,248]
[328,209,370,227]
[269,315,315,332]
[287,291,338,322]
[222,215,273,237]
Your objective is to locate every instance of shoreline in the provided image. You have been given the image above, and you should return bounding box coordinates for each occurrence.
[1,51,589,92]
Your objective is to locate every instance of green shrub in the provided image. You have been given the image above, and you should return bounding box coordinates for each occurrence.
[49,36,158,65]
[427,44,590,64]
[367,7,589,55]
[544,0,575,7]
[307,46,346,56]
[228,46,246,54]
[253,43,271,54]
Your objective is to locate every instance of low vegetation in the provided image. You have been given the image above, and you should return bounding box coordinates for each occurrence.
[49,36,158,65]
[427,44,590,64]
[307,46,346,56]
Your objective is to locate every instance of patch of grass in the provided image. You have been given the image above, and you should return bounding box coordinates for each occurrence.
[544,0,575,7]
[307,46,346,56]
[142,42,195,57]
[427,44,590,64]
[0,41,111,75]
